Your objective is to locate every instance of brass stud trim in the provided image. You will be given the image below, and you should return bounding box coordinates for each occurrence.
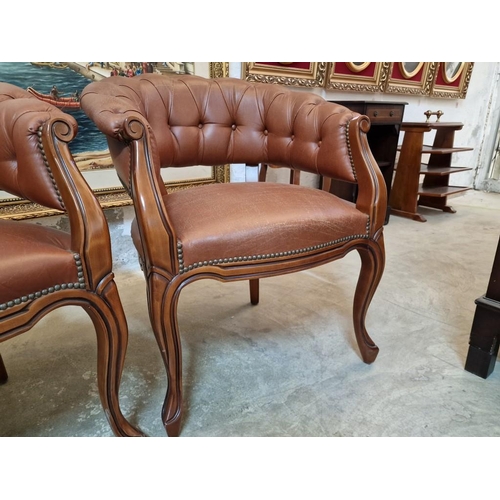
[177,224,371,275]
[37,125,65,210]
[345,121,357,182]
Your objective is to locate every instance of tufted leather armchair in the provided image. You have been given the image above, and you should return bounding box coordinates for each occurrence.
[0,83,144,436]
[81,74,387,437]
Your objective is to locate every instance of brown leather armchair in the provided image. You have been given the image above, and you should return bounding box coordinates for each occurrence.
[0,83,144,436]
[81,74,387,437]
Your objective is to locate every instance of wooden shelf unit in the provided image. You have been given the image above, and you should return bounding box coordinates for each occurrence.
[390,122,473,222]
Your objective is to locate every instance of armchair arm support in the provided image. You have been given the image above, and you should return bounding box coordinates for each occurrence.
[109,114,177,277]
[349,115,388,234]
[40,117,113,289]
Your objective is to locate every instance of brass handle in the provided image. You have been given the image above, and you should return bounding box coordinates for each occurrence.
[389,111,394,117]
[373,111,378,117]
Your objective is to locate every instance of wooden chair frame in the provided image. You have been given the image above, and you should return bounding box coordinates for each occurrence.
[0,90,144,437]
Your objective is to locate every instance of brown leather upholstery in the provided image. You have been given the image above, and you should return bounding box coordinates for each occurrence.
[131,182,370,270]
[81,74,387,437]
[0,83,144,437]
[0,84,70,210]
[0,221,76,304]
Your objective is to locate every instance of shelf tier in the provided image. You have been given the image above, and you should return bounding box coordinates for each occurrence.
[394,164,473,175]
[419,164,473,175]
[422,145,474,154]
[397,145,473,154]
[417,185,471,197]
[377,160,391,169]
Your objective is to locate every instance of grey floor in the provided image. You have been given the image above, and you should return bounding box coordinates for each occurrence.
[1,189,499,437]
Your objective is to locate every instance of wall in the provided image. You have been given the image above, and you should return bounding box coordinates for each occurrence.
[228,62,500,192]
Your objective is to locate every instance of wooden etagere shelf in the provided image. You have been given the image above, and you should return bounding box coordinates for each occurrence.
[390,121,473,222]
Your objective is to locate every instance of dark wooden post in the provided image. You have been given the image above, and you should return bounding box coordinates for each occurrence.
[465,236,500,378]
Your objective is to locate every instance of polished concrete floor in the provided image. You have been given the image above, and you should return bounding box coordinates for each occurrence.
[1,189,499,437]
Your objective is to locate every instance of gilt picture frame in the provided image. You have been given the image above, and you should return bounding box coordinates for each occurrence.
[384,62,437,96]
[431,62,474,99]
[243,62,328,88]
[325,62,391,93]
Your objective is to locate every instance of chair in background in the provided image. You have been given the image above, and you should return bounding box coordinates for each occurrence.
[259,163,301,185]
[81,74,387,436]
[0,83,144,437]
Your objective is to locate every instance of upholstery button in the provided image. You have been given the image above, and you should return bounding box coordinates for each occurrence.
[264,129,268,136]
[231,124,236,130]
[291,135,294,140]
[318,140,322,146]
[198,123,203,129]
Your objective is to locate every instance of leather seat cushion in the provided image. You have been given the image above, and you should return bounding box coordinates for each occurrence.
[132,182,369,270]
[0,220,79,305]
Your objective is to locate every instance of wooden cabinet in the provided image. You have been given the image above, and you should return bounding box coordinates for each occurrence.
[390,122,473,222]
[465,236,500,378]
[324,101,407,224]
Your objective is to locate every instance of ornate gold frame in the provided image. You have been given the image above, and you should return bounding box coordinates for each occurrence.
[431,62,474,99]
[325,62,391,93]
[241,61,475,100]
[0,62,231,220]
[399,62,424,79]
[384,62,437,96]
[244,62,328,88]
[346,62,371,73]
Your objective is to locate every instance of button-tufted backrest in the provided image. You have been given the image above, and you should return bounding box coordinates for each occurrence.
[0,83,78,210]
[81,74,360,186]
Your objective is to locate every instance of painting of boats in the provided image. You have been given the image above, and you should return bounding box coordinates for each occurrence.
[27,86,80,109]
[0,62,105,154]
[0,62,225,219]
[31,62,69,69]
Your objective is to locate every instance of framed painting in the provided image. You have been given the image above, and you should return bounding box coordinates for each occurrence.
[243,62,328,88]
[325,62,391,92]
[0,61,230,220]
[384,62,437,96]
[431,62,474,99]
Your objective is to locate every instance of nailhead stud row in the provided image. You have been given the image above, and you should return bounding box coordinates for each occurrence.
[345,121,357,182]
[0,254,86,311]
[37,125,65,210]
[177,231,370,274]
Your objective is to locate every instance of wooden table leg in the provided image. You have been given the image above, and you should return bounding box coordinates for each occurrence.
[0,353,8,384]
[465,297,500,378]
[465,237,500,378]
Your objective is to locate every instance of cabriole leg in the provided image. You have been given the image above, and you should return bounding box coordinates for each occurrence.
[353,237,385,364]
[148,274,183,437]
[85,279,146,437]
